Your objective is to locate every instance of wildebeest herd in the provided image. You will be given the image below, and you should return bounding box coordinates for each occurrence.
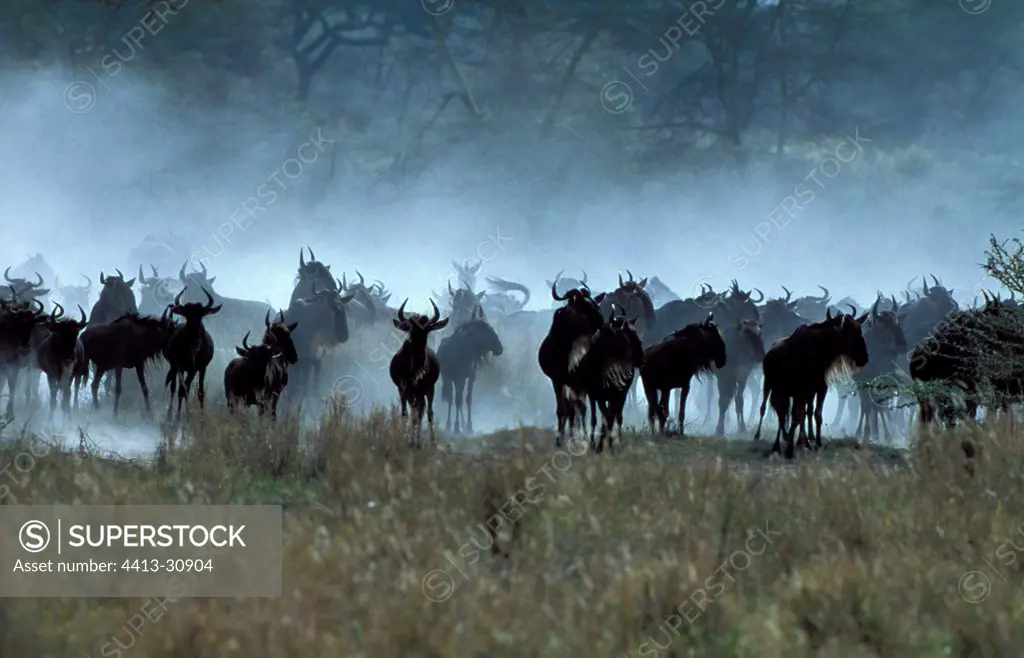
[1,250,1021,458]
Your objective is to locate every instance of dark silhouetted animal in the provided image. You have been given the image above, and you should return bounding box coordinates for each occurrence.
[337,271,381,327]
[285,280,355,399]
[0,294,45,418]
[34,303,88,419]
[290,247,337,306]
[137,264,183,317]
[389,299,450,445]
[437,307,504,434]
[793,286,831,321]
[567,304,645,453]
[224,314,299,419]
[538,273,607,446]
[78,310,177,417]
[53,275,92,313]
[176,262,274,340]
[0,268,48,303]
[753,308,870,459]
[640,314,725,436]
[89,269,138,325]
[164,286,222,420]
[447,280,487,329]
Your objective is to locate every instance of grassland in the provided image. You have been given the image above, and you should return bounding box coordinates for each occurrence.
[0,398,1020,658]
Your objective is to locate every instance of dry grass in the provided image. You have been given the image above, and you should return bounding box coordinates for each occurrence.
[0,399,1022,657]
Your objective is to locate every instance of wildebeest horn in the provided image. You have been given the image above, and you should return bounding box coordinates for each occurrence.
[307,247,315,261]
[816,286,830,301]
[611,302,625,318]
[77,304,86,324]
[468,260,481,274]
[357,270,365,286]
[891,295,898,313]
[429,298,441,324]
[151,265,159,278]
[847,303,857,316]
[335,277,344,293]
[551,270,569,301]
[178,262,187,281]
[265,309,271,327]
[341,273,347,290]
[397,298,408,322]
[871,297,880,318]
[242,331,251,350]
[448,280,455,297]
[31,272,42,287]
[5,285,16,300]
[451,259,462,272]
[781,286,792,301]
[618,273,624,287]
[99,271,106,284]
[199,261,207,276]
[138,265,149,284]
[750,288,764,303]
[173,287,186,306]
[51,302,64,319]
[930,273,940,286]
[627,269,634,282]
[3,267,12,283]
[115,268,124,280]
[581,270,587,284]
[299,248,306,269]
[922,275,929,294]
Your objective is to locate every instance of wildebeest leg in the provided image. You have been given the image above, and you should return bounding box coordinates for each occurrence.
[746,374,760,426]
[642,378,658,435]
[166,367,178,421]
[594,399,609,454]
[443,377,453,433]
[91,367,105,410]
[426,389,436,443]
[787,395,810,459]
[197,367,207,409]
[553,380,566,447]
[813,390,826,448]
[769,392,788,455]
[715,375,735,436]
[677,382,691,437]
[453,379,463,434]
[733,373,749,434]
[702,377,716,427]
[466,371,475,434]
[112,368,124,417]
[46,374,58,419]
[135,365,152,416]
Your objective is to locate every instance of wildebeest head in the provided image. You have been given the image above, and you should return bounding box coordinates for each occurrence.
[920,273,957,306]
[177,261,221,302]
[0,294,46,349]
[2,267,49,301]
[823,305,871,368]
[601,270,656,335]
[54,274,92,311]
[292,247,337,303]
[39,302,88,344]
[303,281,356,344]
[828,296,863,318]
[866,294,908,355]
[169,285,222,324]
[448,280,486,327]
[262,309,299,365]
[592,303,645,370]
[550,270,606,328]
[546,270,588,301]
[794,285,831,321]
[720,279,762,323]
[393,298,450,341]
[138,264,182,311]
[449,306,504,359]
[338,271,382,322]
[759,286,804,344]
[234,330,284,369]
[8,254,55,289]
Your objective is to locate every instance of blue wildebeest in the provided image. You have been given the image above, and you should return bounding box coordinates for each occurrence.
[447,280,487,330]
[793,285,831,322]
[78,310,177,417]
[224,311,299,419]
[285,280,355,400]
[0,268,48,304]
[846,295,909,442]
[437,306,504,434]
[390,299,450,446]
[164,287,222,421]
[0,294,46,419]
[290,247,338,307]
[754,308,870,459]
[640,313,726,437]
[568,304,645,454]
[84,269,140,399]
[538,273,607,447]
[177,262,274,342]
[337,271,382,328]
[546,270,588,309]
[34,302,88,420]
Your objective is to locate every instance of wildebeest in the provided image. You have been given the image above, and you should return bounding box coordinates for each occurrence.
[447,280,487,329]
[759,287,806,346]
[437,306,504,434]
[78,310,177,417]
[898,274,960,349]
[753,307,870,459]
[567,304,644,453]
[89,269,138,325]
[164,286,222,420]
[53,275,92,312]
[646,284,721,345]
[0,294,45,418]
[0,268,49,304]
[7,254,55,289]
[290,247,338,306]
[538,273,607,446]
[224,316,299,419]
[451,258,482,291]
[285,280,355,399]
[337,271,382,327]
[389,299,450,445]
[546,270,588,308]
[34,302,88,419]
[639,313,726,436]
[137,264,183,316]
[711,318,766,435]
[832,295,909,440]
